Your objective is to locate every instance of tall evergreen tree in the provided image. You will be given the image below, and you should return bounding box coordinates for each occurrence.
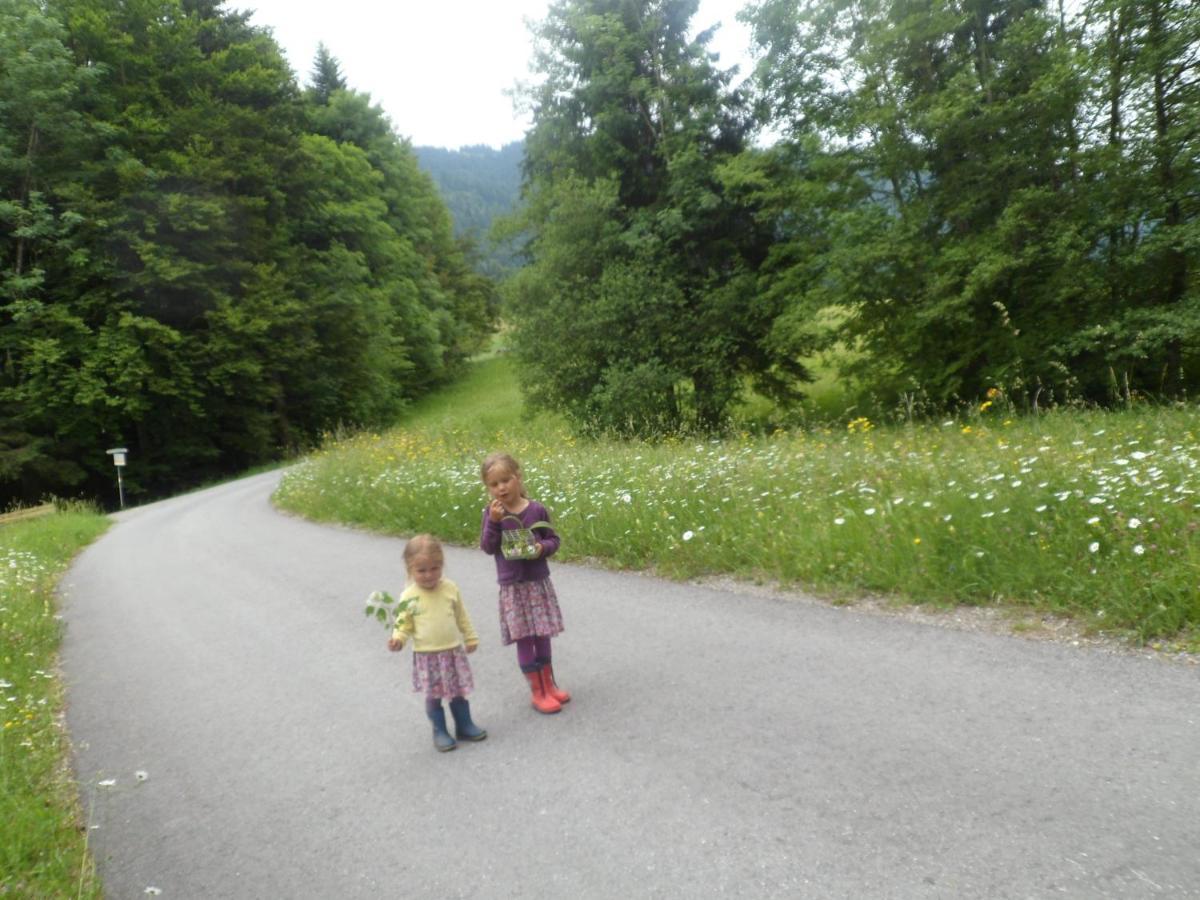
[307,41,346,104]
[509,0,802,434]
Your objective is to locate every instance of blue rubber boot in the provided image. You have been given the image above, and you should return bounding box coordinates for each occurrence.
[448,697,487,742]
[426,703,457,752]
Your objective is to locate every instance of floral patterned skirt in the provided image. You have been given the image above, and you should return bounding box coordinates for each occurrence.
[411,647,474,699]
[498,577,564,645]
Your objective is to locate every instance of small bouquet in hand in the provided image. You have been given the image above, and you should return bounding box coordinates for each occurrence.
[364,590,413,630]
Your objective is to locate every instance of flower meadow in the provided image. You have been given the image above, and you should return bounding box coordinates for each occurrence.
[275,395,1200,647]
[1,509,109,898]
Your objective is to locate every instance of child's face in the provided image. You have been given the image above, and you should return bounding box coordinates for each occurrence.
[409,553,443,590]
[485,465,522,508]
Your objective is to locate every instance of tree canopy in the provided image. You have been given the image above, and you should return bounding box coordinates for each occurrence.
[0,0,493,505]
[506,0,809,434]
[737,0,1199,406]
[502,0,1198,434]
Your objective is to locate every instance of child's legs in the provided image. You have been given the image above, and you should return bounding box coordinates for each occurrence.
[534,635,553,665]
[516,636,539,672]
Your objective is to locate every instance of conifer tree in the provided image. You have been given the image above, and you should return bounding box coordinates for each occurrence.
[509,0,799,434]
[308,42,347,104]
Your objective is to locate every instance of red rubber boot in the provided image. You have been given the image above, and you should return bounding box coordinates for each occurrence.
[541,664,571,705]
[525,669,561,714]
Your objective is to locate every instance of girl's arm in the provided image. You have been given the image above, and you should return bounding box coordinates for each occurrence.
[388,594,416,650]
[480,506,502,554]
[532,503,561,558]
[452,586,480,652]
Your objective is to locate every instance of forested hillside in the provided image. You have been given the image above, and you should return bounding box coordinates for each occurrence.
[414,142,523,277]
[0,3,494,506]
[507,0,1199,435]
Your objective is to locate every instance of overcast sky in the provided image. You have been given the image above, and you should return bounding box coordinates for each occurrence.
[237,0,757,150]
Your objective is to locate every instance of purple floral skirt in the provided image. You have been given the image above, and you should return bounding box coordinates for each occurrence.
[498,577,564,645]
[411,647,475,699]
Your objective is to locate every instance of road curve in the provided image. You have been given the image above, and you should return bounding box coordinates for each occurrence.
[60,471,1200,898]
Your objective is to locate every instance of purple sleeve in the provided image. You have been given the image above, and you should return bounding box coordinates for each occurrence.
[480,507,502,554]
[530,502,560,558]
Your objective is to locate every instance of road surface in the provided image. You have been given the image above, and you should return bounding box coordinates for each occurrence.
[60,471,1200,898]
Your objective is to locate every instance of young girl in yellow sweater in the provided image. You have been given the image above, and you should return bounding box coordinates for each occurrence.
[387,534,486,752]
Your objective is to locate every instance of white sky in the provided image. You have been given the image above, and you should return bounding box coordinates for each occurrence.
[236,0,757,150]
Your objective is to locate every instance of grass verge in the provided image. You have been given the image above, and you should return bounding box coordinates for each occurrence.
[275,355,1200,651]
[1,507,110,898]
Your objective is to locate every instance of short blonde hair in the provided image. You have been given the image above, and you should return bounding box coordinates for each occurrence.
[403,534,443,570]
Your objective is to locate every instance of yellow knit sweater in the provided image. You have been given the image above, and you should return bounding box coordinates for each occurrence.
[390,578,479,653]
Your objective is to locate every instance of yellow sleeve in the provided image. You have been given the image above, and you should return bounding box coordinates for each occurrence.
[390,588,417,647]
[452,584,479,648]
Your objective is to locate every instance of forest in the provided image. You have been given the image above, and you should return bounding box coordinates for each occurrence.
[0,0,494,505]
[414,142,523,277]
[507,0,1198,435]
[2,0,1198,506]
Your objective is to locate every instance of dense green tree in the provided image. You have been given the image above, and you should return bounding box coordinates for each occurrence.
[1067,0,1200,395]
[1,0,111,495]
[509,0,804,434]
[743,0,1198,405]
[307,78,494,378]
[743,0,1101,404]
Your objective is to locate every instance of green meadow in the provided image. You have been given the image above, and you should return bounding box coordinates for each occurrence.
[1,508,109,898]
[275,354,1200,651]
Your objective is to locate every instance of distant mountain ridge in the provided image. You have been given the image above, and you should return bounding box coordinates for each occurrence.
[415,142,524,276]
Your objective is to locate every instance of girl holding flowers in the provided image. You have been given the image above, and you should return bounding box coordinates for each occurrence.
[387,534,486,752]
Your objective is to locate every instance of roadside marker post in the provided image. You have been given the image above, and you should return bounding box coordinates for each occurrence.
[105,447,128,509]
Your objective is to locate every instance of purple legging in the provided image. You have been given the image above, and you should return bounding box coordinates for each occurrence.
[516,635,552,671]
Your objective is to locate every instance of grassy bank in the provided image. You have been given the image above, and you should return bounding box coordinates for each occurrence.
[275,355,1199,649]
[1,508,110,898]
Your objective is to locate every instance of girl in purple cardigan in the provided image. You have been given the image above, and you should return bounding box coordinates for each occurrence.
[479,452,570,714]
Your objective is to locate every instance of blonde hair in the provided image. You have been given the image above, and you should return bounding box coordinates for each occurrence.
[480,452,529,497]
[403,534,444,571]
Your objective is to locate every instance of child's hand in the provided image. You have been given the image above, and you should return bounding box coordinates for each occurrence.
[533,541,544,558]
[488,499,505,522]
[387,637,404,652]
[465,641,479,655]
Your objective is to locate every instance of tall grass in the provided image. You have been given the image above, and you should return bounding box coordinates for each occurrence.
[1,507,109,897]
[275,356,1200,647]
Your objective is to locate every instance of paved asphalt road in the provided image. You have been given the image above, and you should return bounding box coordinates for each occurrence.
[60,471,1199,899]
